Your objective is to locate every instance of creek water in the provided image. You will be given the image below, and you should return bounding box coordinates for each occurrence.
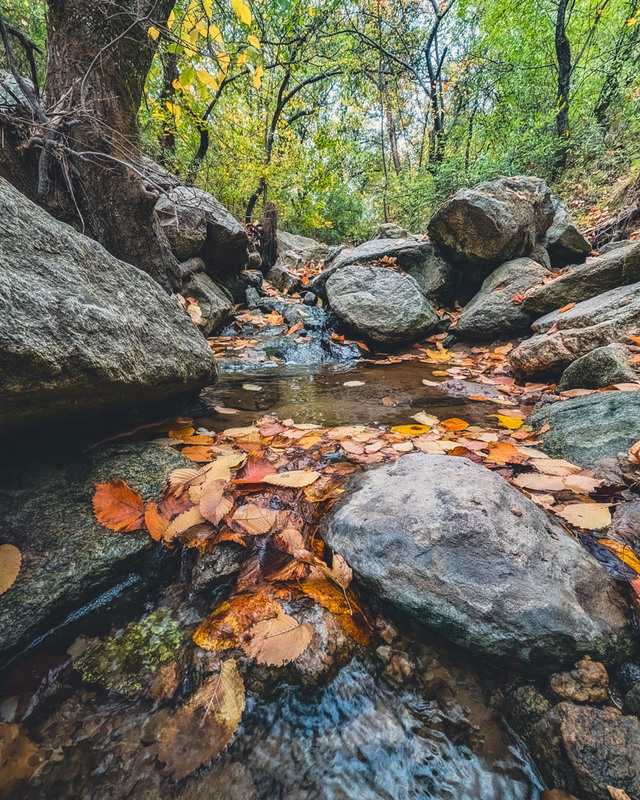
[0,350,545,800]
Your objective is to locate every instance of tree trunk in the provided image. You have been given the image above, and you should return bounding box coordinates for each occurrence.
[44,0,179,290]
[554,0,571,164]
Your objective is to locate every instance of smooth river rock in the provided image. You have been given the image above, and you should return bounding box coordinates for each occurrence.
[557,344,636,390]
[325,264,439,344]
[529,390,640,469]
[0,177,217,433]
[510,281,640,378]
[322,454,633,667]
[542,201,592,268]
[0,443,189,658]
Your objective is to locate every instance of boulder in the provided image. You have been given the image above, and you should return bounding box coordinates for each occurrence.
[557,344,636,390]
[325,265,439,344]
[510,282,640,378]
[155,185,250,276]
[0,443,191,657]
[609,501,640,551]
[371,222,410,239]
[266,262,303,294]
[427,176,554,280]
[322,454,633,667]
[549,659,609,704]
[529,390,640,469]
[179,272,234,335]
[522,240,640,314]
[0,177,217,434]
[452,257,549,340]
[543,202,592,268]
[530,702,640,800]
[276,230,329,267]
[310,238,458,305]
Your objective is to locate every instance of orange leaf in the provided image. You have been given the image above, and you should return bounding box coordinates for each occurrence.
[558,302,576,313]
[441,418,469,431]
[181,445,214,462]
[144,500,169,541]
[233,452,273,484]
[92,479,145,532]
[0,544,21,596]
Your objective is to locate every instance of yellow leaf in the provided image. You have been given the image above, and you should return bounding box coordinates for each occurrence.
[599,539,640,574]
[148,25,160,40]
[489,413,524,430]
[390,424,431,436]
[237,51,248,67]
[197,69,219,90]
[231,0,252,25]
[252,64,263,89]
[248,34,260,49]
[167,10,175,28]
[209,24,223,43]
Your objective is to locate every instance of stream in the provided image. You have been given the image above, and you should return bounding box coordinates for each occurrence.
[0,336,546,800]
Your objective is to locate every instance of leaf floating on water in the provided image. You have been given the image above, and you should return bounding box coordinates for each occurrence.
[488,413,524,430]
[343,380,365,387]
[241,611,313,666]
[324,553,353,590]
[411,411,439,426]
[513,473,566,492]
[0,544,21,595]
[598,539,640,575]
[557,503,612,530]
[242,383,263,392]
[200,479,234,526]
[262,470,321,488]
[441,418,469,432]
[158,659,245,780]
[194,593,282,651]
[92,479,145,532]
[390,424,431,436]
[214,406,240,415]
[231,504,276,535]
[529,458,582,477]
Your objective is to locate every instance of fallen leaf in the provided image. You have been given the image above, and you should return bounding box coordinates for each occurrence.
[92,479,145,532]
[144,501,170,541]
[343,381,365,387]
[194,593,282,651]
[562,474,602,493]
[165,505,206,541]
[513,474,566,492]
[157,659,245,779]
[411,411,440,426]
[391,424,432,436]
[241,611,313,666]
[231,504,276,535]
[181,445,214,462]
[629,440,640,465]
[0,544,21,595]
[200,480,234,526]
[441,418,469,432]
[557,503,612,529]
[558,302,576,313]
[242,383,263,392]
[262,470,321,488]
[489,413,524,430]
[214,406,240,415]
[530,458,582,477]
[599,539,640,575]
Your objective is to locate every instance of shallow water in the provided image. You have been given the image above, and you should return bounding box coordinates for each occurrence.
[0,348,544,800]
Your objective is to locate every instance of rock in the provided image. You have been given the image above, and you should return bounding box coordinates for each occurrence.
[310,238,458,305]
[322,454,633,667]
[530,702,640,800]
[609,502,640,550]
[74,607,183,698]
[522,240,640,314]
[600,240,632,256]
[0,177,217,433]
[325,265,439,344]
[155,186,208,260]
[371,222,410,239]
[266,262,303,294]
[452,257,550,339]
[531,243,553,271]
[529,390,640,469]
[543,202,592,268]
[302,291,317,306]
[276,230,329,267]
[189,545,246,592]
[557,344,636,390]
[427,176,554,280]
[624,684,640,715]
[155,185,250,277]
[0,722,44,797]
[222,269,263,304]
[510,281,640,378]
[179,272,234,335]
[177,256,206,282]
[0,442,191,657]
[176,762,258,800]
[550,659,609,704]
[504,685,553,738]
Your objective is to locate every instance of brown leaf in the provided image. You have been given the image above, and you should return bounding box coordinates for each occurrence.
[262,470,321,488]
[92,479,145,532]
[557,503,612,529]
[0,544,21,596]
[200,479,234,526]
[144,501,170,542]
[165,505,205,541]
[180,445,214,462]
[512,473,566,492]
[166,467,202,495]
[629,440,640,465]
[241,611,313,666]
[157,659,245,779]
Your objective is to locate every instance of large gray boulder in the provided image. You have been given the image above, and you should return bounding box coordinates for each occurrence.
[543,202,592,268]
[325,264,439,344]
[529,390,640,469]
[179,272,234,335]
[311,237,458,306]
[557,344,636,390]
[0,177,217,434]
[155,185,250,276]
[276,230,330,267]
[522,240,640,314]
[530,702,640,800]
[322,454,633,667]
[452,257,549,339]
[510,282,640,378]
[0,443,189,657]
[427,176,554,281]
